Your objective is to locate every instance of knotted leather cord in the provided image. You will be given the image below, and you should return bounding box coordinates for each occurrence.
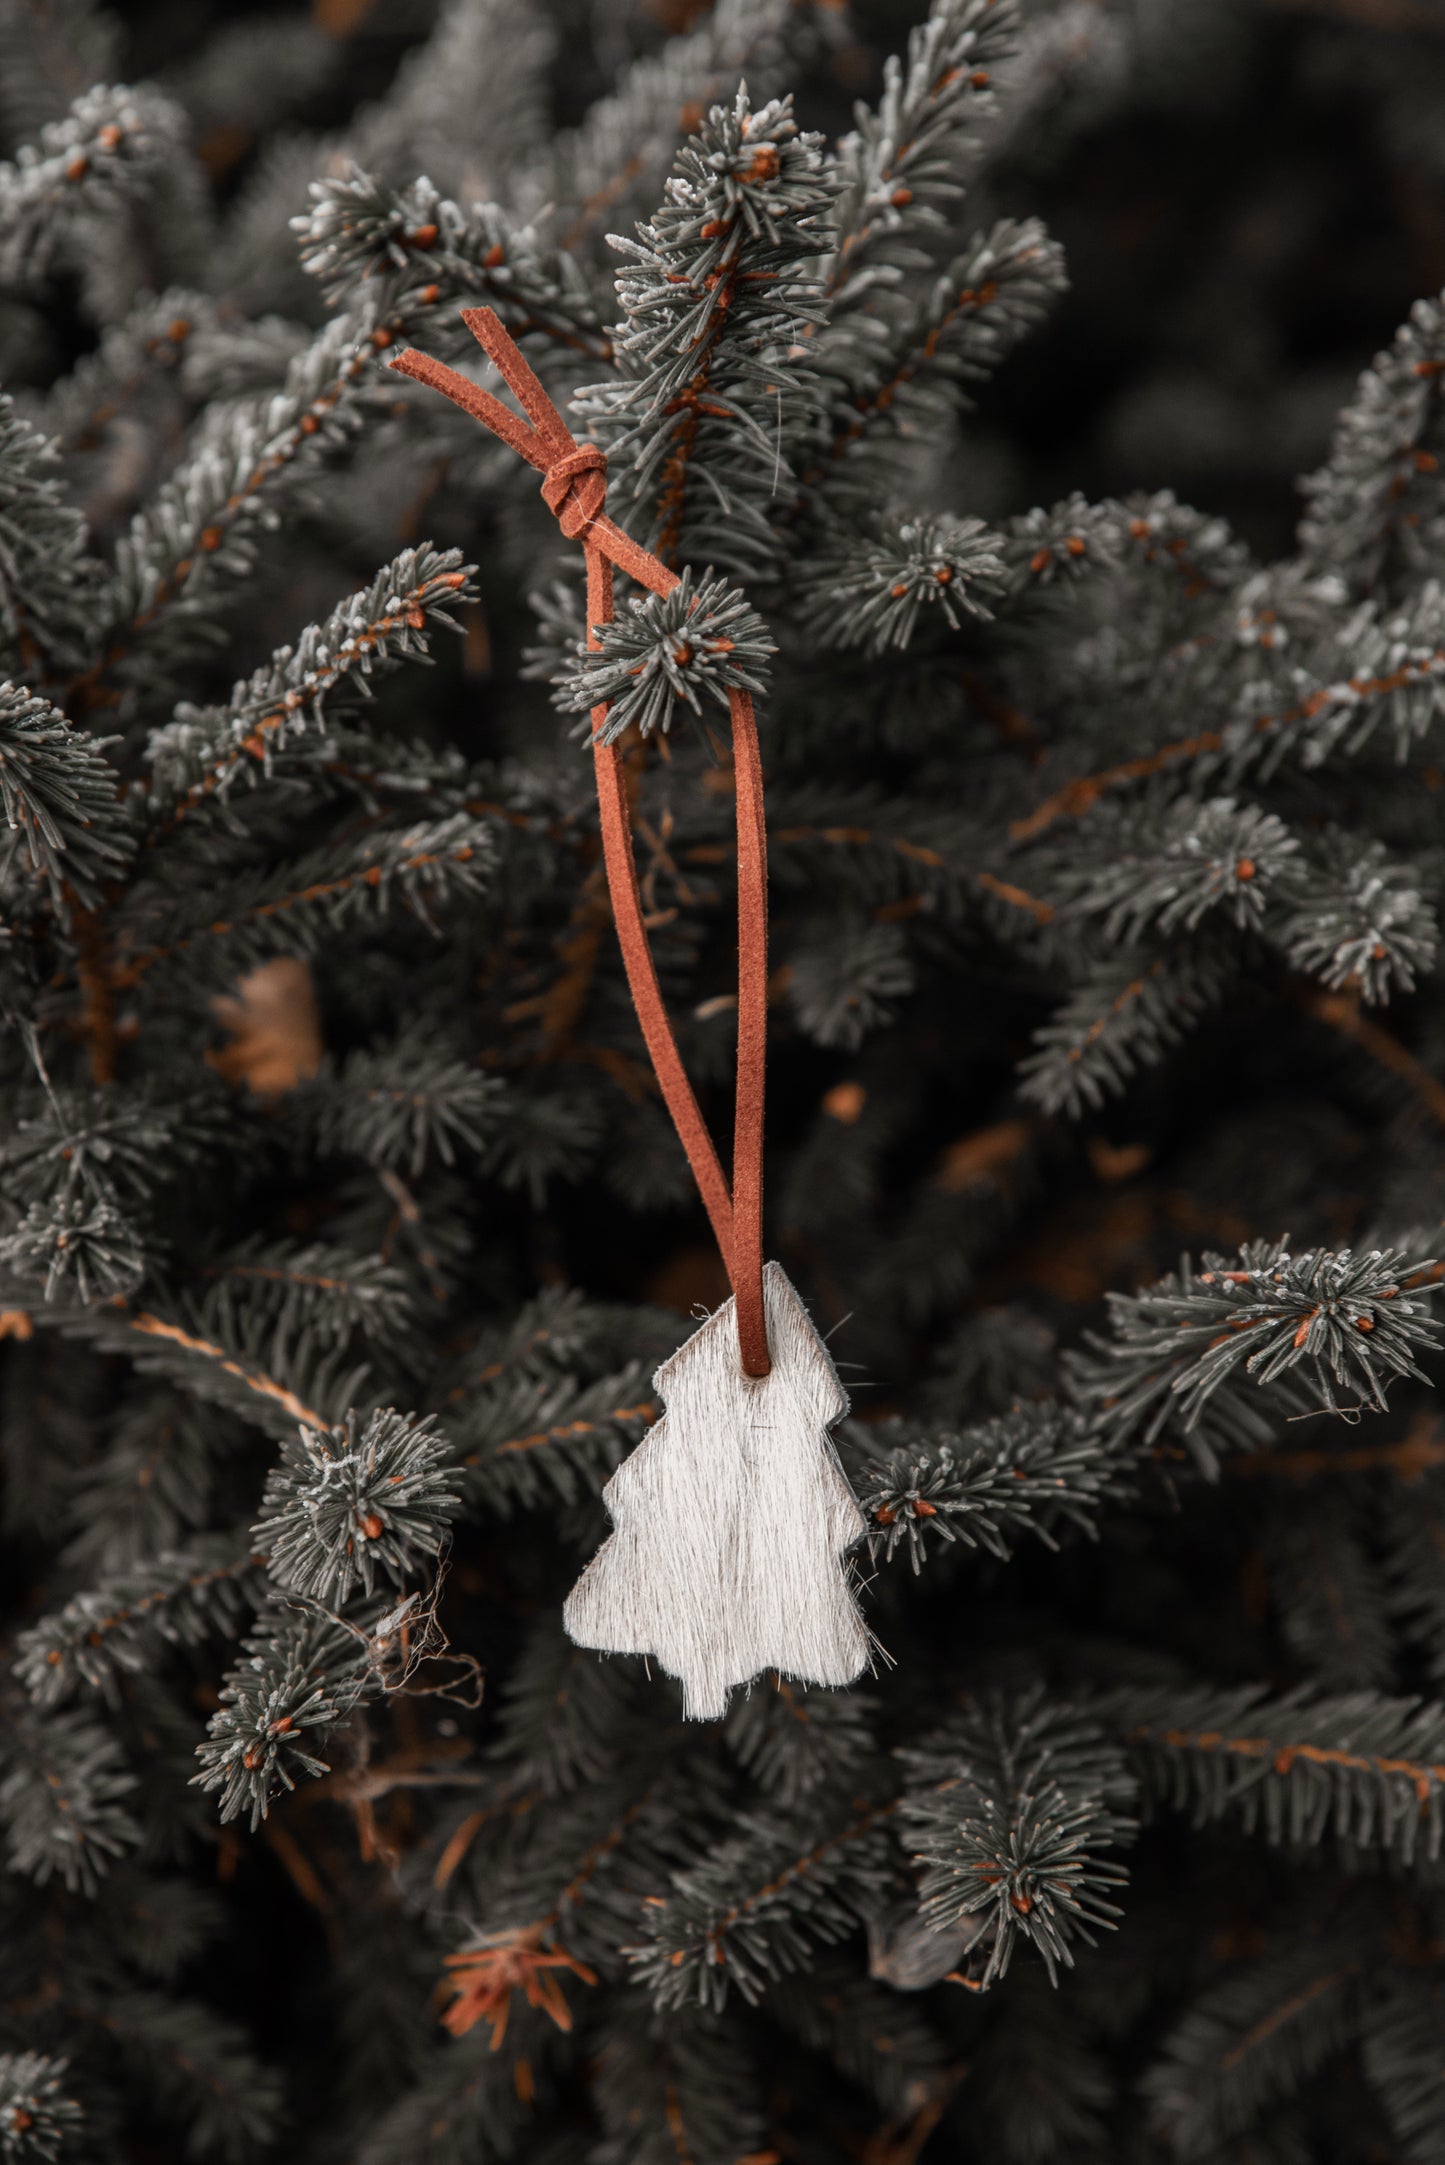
[390,308,771,1376]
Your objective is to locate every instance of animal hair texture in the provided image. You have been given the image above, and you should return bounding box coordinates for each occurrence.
[564,1261,870,1718]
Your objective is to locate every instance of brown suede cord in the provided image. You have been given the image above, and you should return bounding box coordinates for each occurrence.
[391,309,771,1375]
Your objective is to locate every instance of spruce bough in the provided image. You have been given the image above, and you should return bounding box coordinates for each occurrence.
[3,2,1445,2159]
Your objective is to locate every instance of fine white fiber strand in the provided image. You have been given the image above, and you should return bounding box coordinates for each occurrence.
[563,1260,870,1719]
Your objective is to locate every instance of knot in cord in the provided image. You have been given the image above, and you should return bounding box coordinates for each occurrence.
[541,442,608,541]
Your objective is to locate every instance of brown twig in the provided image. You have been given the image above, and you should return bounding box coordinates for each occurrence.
[1132,1721,1445,1806]
[124,1310,328,1429]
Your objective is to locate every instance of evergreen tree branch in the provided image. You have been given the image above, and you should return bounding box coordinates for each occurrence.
[62,1987,285,2160]
[1012,581,1445,845]
[1067,1238,1442,1471]
[1143,1941,1362,2161]
[1010,725,1233,845]
[1109,1681,1445,1867]
[0,82,184,290]
[856,1115,1040,1328]
[724,1678,877,1808]
[40,290,204,454]
[1264,1490,1397,1691]
[0,1188,145,1306]
[0,685,128,913]
[290,1042,504,1178]
[1017,944,1233,1118]
[1300,290,1445,597]
[825,0,1019,313]
[192,1605,373,1829]
[488,1623,648,1799]
[769,1959,952,2120]
[0,2053,84,2162]
[900,1689,1137,1988]
[1003,489,1251,600]
[296,166,609,359]
[556,566,775,743]
[1273,836,1436,1004]
[546,0,799,253]
[457,1372,657,1513]
[137,545,477,834]
[15,1536,269,1709]
[255,1408,459,1607]
[59,1392,233,1577]
[0,397,105,681]
[349,0,555,214]
[0,0,120,141]
[9,1298,357,1439]
[79,315,404,704]
[1,1084,231,1213]
[966,1967,1114,2160]
[115,813,495,986]
[801,219,1065,506]
[0,1083,231,1300]
[591,2018,766,2165]
[200,1241,415,1350]
[349,2035,525,2165]
[578,85,837,578]
[0,1700,139,1893]
[851,1403,1131,1572]
[1242,587,1445,775]
[789,508,1004,653]
[628,1794,902,2012]
[1042,794,1297,943]
[1362,1973,1445,2164]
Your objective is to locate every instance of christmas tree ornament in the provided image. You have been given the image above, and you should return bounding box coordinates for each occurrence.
[564,1261,866,1720]
[392,310,871,1715]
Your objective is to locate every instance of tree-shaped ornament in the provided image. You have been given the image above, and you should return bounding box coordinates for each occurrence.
[564,1261,868,1719]
[391,312,873,1715]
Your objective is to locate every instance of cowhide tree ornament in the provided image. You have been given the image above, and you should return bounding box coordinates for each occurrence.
[564,1262,867,1720]
[391,310,873,1717]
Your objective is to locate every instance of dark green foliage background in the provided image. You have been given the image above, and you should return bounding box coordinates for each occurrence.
[6,3,1445,2162]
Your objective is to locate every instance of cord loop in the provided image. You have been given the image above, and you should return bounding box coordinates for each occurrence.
[389,311,772,1378]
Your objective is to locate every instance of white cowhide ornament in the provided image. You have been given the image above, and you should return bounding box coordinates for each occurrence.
[563,1260,870,1719]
